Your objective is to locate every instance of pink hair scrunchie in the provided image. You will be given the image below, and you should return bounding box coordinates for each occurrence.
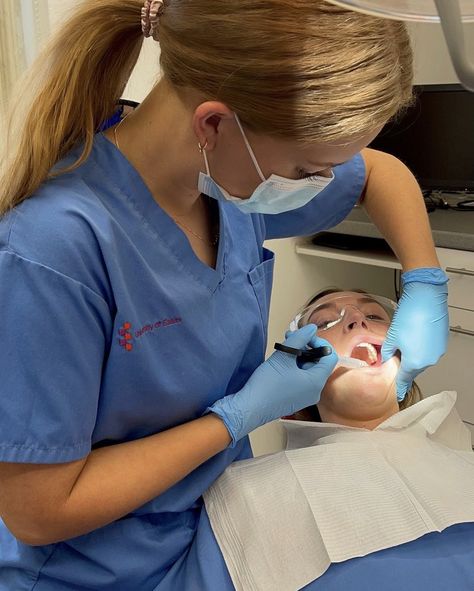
[141,0,164,41]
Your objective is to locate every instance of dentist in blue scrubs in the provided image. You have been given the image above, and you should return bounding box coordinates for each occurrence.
[0,1,449,589]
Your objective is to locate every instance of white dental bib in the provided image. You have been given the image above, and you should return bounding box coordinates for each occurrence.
[203,392,474,591]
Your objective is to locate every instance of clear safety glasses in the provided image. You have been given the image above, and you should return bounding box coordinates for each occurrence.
[290,293,398,334]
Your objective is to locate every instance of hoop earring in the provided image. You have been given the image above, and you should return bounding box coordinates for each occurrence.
[198,140,208,153]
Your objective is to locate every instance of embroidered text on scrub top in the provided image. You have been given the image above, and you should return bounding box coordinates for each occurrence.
[118,317,183,351]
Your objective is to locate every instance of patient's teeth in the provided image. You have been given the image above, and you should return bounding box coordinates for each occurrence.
[354,342,378,364]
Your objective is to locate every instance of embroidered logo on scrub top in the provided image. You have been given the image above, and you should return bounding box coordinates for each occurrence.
[118,322,134,351]
[118,317,182,351]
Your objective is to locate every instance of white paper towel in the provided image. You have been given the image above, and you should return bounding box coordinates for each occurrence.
[204,392,474,591]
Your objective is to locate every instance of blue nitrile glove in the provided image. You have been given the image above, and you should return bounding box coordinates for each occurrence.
[208,324,338,447]
[381,267,449,402]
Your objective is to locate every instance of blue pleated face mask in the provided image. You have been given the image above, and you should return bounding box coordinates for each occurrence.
[197,114,335,215]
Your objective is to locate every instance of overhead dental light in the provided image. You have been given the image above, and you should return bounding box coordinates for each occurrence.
[326,1,474,91]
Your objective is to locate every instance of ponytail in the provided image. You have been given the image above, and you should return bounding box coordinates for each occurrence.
[0,0,145,215]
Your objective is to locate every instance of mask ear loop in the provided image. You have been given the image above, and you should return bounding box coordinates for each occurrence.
[198,141,211,175]
[234,114,266,182]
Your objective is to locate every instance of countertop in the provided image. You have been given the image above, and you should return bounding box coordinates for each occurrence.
[329,202,474,252]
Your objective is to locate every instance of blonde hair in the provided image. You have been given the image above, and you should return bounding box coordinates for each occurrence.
[0,0,413,216]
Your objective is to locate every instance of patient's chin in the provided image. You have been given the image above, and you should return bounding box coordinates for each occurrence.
[320,357,399,420]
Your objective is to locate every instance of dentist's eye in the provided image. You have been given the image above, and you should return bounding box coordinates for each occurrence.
[297,168,318,179]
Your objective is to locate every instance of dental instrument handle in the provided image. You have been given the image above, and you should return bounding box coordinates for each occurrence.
[274,343,332,363]
[336,356,368,369]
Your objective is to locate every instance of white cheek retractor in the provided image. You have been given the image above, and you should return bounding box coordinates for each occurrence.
[335,356,369,369]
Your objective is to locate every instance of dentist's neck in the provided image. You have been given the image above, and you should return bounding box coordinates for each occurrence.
[104,80,204,217]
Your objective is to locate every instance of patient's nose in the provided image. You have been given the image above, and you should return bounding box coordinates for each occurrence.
[343,306,368,331]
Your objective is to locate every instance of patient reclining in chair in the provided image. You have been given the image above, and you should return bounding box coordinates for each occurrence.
[203,289,474,591]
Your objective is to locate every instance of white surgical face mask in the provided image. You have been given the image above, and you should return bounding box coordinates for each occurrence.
[197,114,335,215]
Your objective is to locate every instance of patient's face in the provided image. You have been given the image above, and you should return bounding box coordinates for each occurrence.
[307,292,400,424]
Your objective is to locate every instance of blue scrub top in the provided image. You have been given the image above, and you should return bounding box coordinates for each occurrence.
[0,129,365,590]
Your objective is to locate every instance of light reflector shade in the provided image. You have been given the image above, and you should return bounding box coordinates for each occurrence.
[327,0,474,23]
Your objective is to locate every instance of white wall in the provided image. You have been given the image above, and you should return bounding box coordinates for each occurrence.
[409,22,474,84]
[45,3,474,454]
[46,0,160,101]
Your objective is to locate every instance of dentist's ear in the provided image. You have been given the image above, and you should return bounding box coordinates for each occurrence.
[192,102,235,152]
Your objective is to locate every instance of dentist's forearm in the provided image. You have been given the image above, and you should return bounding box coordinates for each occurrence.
[1,413,231,546]
[360,148,440,271]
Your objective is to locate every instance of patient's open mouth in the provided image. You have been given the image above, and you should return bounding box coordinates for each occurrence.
[350,342,382,366]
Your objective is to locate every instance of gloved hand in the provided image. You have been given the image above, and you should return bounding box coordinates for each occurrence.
[207,324,338,447]
[381,267,449,401]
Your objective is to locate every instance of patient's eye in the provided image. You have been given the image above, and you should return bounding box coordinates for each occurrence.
[297,168,319,179]
[366,314,386,321]
[312,314,341,330]
[362,304,390,323]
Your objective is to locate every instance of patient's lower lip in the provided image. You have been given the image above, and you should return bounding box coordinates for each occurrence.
[358,357,392,372]
[357,359,382,369]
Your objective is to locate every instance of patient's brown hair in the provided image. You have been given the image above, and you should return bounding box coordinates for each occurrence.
[292,288,422,422]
